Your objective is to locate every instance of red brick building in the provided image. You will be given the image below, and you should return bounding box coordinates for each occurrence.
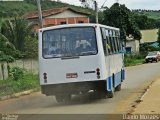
[25,7,90,30]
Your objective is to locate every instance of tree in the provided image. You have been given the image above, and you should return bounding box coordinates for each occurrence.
[0,18,15,80]
[133,14,156,30]
[103,3,141,45]
[0,18,16,56]
[2,16,34,52]
[24,36,38,58]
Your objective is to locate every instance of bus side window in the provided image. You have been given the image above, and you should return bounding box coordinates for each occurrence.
[104,29,111,55]
[101,28,108,56]
[109,30,115,54]
[116,31,121,52]
[113,30,118,53]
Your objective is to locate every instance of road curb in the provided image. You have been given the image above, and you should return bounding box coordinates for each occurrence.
[0,89,39,101]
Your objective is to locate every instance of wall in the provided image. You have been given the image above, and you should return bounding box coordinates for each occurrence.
[126,40,139,53]
[0,59,38,80]
[44,17,89,26]
[48,10,88,18]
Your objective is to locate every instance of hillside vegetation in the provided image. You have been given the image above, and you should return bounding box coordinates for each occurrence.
[0,0,92,18]
[138,11,160,20]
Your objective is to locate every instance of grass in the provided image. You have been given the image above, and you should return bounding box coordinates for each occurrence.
[124,54,145,67]
[0,73,40,97]
[143,12,160,20]
[0,1,92,18]
[137,11,160,20]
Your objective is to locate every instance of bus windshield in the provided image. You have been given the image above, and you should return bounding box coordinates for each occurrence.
[42,27,97,58]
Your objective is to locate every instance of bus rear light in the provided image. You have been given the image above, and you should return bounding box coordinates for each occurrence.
[97,71,100,76]
[96,68,100,78]
[96,68,100,72]
[43,73,47,83]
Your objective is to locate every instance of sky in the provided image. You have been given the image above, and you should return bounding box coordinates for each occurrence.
[59,0,160,10]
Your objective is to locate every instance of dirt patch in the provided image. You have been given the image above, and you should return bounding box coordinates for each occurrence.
[114,78,157,114]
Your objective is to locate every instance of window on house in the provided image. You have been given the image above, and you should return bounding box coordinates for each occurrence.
[78,21,84,23]
[60,21,67,24]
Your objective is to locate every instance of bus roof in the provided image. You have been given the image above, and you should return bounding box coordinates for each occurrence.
[39,23,119,32]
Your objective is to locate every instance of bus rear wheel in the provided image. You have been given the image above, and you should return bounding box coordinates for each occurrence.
[115,84,121,91]
[107,91,114,98]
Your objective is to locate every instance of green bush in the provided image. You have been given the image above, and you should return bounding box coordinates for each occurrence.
[9,67,25,81]
[0,73,40,97]
[124,54,145,67]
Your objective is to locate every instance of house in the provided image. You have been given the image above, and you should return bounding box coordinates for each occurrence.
[126,29,159,53]
[126,36,140,53]
[25,7,90,30]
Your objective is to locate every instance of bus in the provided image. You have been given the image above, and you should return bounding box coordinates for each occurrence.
[38,24,125,102]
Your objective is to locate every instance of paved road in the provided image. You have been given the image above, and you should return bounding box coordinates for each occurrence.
[0,62,160,115]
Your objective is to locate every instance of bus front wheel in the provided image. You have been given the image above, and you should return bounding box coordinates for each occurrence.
[107,91,114,98]
[115,84,121,91]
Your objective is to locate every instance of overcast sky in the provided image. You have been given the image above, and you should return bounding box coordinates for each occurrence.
[60,0,160,10]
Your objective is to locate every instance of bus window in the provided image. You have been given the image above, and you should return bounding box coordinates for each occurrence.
[115,31,120,52]
[112,30,118,53]
[100,27,108,56]
[42,27,98,58]
[109,30,116,54]
[105,29,112,55]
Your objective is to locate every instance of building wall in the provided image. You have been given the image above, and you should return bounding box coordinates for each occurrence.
[28,9,90,30]
[44,17,89,27]
[126,40,139,53]
[47,10,88,18]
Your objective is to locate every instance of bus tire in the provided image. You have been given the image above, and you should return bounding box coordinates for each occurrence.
[115,84,121,91]
[107,91,114,98]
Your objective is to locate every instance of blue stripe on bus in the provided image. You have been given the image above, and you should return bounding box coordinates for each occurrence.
[108,77,112,91]
[121,69,125,80]
[106,69,125,91]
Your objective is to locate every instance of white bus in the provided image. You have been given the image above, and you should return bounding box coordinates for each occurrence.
[38,24,125,102]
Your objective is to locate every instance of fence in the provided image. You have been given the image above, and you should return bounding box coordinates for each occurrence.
[0,59,38,80]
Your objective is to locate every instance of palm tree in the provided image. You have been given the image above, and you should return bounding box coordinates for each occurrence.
[0,18,15,53]
[0,18,15,80]
[0,18,15,52]
[2,16,34,51]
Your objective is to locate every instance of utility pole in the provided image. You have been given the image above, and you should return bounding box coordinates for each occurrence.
[36,0,43,28]
[94,1,98,23]
[80,0,98,23]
